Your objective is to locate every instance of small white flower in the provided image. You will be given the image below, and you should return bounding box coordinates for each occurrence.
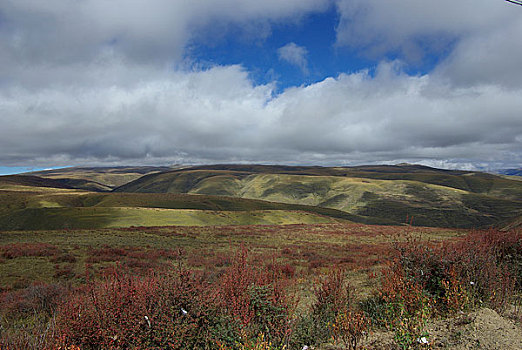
[181,307,188,315]
[470,281,475,285]
[417,336,428,344]
[302,346,309,350]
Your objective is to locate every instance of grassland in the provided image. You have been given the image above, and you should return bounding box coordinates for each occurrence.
[0,223,462,292]
[3,223,519,350]
[0,179,367,230]
[0,207,342,230]
[114,164,522,228]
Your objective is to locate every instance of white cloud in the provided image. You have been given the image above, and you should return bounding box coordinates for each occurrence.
[0,0,521,170]
[334,0,522,88]
[277,42,309,74]
[1,61,521,168]
[0,0,329,67]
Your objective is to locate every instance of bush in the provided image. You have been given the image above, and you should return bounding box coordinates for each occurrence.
[52,248,296,349]
[216,247,294,348]
[290,268,352,348]
[331,308,370,350]
[53,268,222,349]
[363,228,521,349]
[0,283,65,350]
[390,229,519,314]
[378,260,433,349]
[0,243,60,259]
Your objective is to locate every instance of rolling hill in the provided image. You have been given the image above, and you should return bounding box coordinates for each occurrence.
[0,175,361,230]
[0,175,76,190]
[114,164,522,228]
[26,166,175,191]
[2,164,521,229]
[497,168,522,177]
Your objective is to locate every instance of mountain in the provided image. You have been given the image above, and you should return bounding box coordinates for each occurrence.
[26,166,175,191]
[496,168,522,177]
[0,174,76,190]
[114,164,522,228]
[3,164,520,229]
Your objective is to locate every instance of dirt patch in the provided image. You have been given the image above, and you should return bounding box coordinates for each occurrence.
[429,308,522,349]
[358,308,522,349]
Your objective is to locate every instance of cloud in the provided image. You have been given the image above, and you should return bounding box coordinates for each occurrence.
[0,0,329,68]
[0,1,521,170]
[1,61,521,169]
[334,0,522,81]
[277,42,309,74]
[434,16,522,88]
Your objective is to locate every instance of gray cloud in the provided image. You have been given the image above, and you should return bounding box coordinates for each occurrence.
[1,62,521,169]
[0,0,328,64]
[0,0,521,170]
[334,0,522,83]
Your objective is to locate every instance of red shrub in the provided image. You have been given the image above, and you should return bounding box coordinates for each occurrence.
[280,264,296,278]
[331,308,371,350]
[53,267,220,349]
[1,283,65,319]
[383,228,519,315]
[53,264,75,279]
[216,247,294,347]
[86,246,127,263]
[209,252,232,267]
[50,253,77,263]
[0,243,60,259]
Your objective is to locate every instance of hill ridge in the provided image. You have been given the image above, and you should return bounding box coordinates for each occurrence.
[113,164,522,228]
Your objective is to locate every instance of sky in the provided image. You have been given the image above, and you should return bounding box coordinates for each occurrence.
[1,0,522,174]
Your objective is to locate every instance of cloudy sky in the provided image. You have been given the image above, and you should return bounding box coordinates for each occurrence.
[1,0,522,174]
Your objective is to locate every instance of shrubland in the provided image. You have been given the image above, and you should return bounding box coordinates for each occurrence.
[0,225,520,349]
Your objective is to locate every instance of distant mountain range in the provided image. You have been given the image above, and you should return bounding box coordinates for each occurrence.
[495,168,522,177]
[26,166,175,191]
[110,164,522,229]
[2,163,518,230]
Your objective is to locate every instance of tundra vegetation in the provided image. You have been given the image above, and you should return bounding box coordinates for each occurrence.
[0,225,520,349]
[0,165,520,349]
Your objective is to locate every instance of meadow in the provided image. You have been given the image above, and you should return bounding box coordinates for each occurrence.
[1,223,520,349]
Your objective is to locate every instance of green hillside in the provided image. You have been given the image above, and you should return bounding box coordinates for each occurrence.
[114,164,522,228]
[3,164,520,229]
[26,166,174,190]
[0,181,360,230]
[0,207,339,230]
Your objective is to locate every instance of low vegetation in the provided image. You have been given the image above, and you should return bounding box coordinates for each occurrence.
[0,164,520,348]
[0,224,520,349]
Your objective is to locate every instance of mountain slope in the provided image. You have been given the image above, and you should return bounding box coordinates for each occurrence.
[114,165,522,228]
[27,166,174,190]
[0,186,367,230]
[497,168,522,177]
[0,175,81,190]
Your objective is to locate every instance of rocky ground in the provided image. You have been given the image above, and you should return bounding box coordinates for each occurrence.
[320,308,522,349]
